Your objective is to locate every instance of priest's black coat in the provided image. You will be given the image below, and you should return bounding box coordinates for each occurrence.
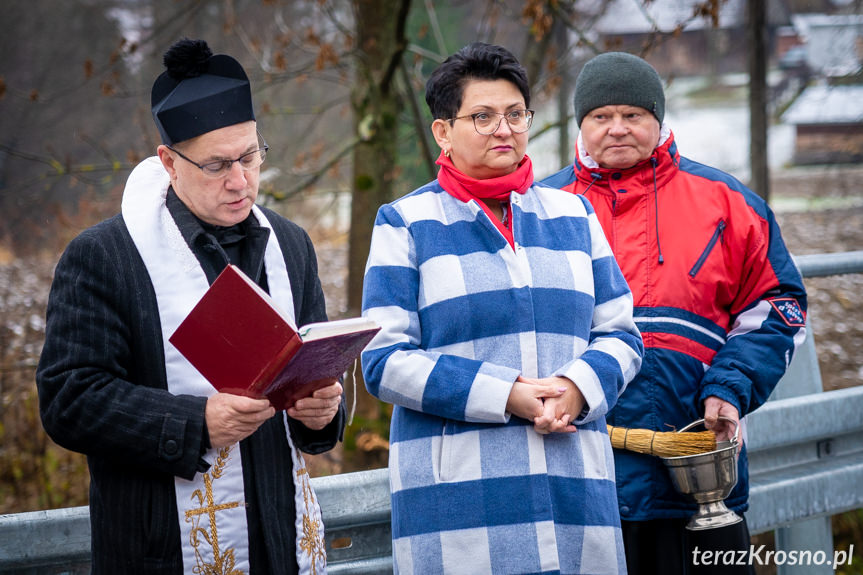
[37,203,344,574]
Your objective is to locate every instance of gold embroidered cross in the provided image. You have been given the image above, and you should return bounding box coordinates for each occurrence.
[185,446,245,575]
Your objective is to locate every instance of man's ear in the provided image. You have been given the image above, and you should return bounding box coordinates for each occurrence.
[157,145,178,181]
[431,119,451,155]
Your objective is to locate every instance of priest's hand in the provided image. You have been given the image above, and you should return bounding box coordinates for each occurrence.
[206,393,276,448]
[287,380,343,430]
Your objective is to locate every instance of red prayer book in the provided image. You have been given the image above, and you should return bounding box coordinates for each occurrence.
[169,264,380,410]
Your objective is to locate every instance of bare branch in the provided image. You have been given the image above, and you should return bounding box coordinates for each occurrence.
[405,43,446,64]
[545,0,603,56]
[379,0,412,94]
[273,137,359,201]
[398,59,435,179]
[0,143,132,197]
[423,0,448,56]
[319,0,354,40]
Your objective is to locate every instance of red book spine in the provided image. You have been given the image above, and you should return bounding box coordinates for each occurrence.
[250,330,303,395]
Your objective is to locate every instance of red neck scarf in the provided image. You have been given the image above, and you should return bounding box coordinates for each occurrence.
[436,151,534,248]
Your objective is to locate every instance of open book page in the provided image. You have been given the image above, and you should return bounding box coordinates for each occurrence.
[261,319,380,407]
[298,317,380,342]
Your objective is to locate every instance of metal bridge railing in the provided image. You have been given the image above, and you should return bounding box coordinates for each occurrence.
[2,251,863,574]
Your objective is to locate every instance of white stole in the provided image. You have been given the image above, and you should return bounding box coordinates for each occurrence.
[121,156,327,574]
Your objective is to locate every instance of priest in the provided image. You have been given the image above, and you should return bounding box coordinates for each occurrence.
[36,38,344,575]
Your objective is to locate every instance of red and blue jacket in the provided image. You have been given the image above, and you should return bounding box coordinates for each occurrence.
[541,131,807,520]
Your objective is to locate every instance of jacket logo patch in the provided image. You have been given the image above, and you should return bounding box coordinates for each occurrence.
[769,298,805,327]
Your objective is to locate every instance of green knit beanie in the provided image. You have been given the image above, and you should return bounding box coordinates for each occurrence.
[573,52,665,127]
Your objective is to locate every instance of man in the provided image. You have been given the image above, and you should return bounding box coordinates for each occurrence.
[37,38,344,574]
[542,52,807,574]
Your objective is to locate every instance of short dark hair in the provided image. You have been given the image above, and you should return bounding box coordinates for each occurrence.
[425,42,530,120]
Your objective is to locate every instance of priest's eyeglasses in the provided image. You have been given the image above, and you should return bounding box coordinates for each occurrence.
[168,135,269,178]
[447,109,535,135]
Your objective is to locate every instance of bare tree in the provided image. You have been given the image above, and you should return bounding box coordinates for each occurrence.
[748,0,770,201]
[347,0,412,316]
[0,0,137,254]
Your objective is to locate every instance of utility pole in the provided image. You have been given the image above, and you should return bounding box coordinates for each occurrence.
[748,0,770,201]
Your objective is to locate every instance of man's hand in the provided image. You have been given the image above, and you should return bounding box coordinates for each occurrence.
[702,396,739,442]
[287,380,343,430]
[529,376,585,434]
[205,393,276,448]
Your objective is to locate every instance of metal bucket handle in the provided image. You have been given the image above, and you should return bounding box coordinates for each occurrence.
[677,416,739,444]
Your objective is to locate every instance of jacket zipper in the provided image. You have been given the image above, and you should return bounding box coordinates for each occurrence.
[688,220,726,278]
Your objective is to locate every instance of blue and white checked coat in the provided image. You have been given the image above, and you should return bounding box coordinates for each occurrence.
[361,180,643,575]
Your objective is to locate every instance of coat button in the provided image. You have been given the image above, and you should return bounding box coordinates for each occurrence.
[164,439,178,455]
[612,172,622,180]
[620,505,630,515]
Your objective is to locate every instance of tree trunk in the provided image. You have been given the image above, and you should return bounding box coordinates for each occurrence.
[555,22,573,168]
[348,0,411,317]
[345,0,411,470]
[748,0,769,201]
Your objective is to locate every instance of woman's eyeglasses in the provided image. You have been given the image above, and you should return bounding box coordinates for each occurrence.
[447,109,534,135]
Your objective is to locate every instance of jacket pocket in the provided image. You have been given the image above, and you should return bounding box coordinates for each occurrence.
[435,420,481,483]
[438,420,454,482]
[689,219,726,278]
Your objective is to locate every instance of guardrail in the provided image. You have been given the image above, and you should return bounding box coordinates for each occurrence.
[0,470,395,575]
[741,249,863,574]
[2,251,862,574]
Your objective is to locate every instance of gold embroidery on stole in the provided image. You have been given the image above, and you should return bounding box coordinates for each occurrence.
[296,464,326,574]
[185,445,245,575]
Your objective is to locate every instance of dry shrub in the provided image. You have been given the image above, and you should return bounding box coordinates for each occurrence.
[0,257,90,513]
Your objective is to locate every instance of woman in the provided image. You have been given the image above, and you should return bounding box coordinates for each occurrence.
[361,43,643,575]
